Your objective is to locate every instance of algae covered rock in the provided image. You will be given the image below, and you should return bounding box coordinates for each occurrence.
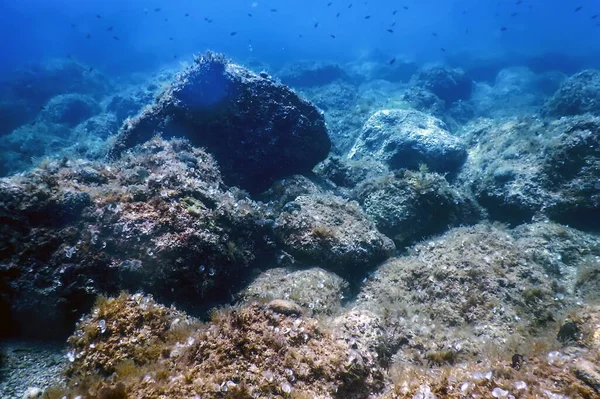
[274,194,395,276]
[348,109,467,173]
[109,52,331,194]
[544,69,600,117]
[0,138,276,338]
[63,294,384,399]
[355,224,575,365]
[459,115,600,228]
[353,170,482,246]
[238,267,349,315]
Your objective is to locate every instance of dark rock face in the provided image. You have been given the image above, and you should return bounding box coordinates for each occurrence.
[348,109,468,174]
[459,116,600,229]
[109,52,331,194]
[353,170,482,246]
[0,138,277,339]
[413,66,473,105]
[544,69,600,117]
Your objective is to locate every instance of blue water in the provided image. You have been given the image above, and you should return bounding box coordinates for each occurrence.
[1,0,599,75]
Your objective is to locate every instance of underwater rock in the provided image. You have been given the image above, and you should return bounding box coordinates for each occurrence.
[348,109,468,174]
[459,115,600,228]
[238,267,349,315]
[39,94,101,127]
[512,222,600,281]
[413,65,473,104]
[274,194,395,277]
[352,170,482,247]
[346,59,419,84]
[401,86,446,116]
[315,156,389,189]
[258,174,331,212]
[355,223,576,366]
[109,52,331,194]
[276,61,352,87]
[0,122,72,176]
[0,59,111,135]
[471,67,564,118]
[544,69,600,117]
[297,80,363,154]
[64,294,384,399]
[0,138,277,338]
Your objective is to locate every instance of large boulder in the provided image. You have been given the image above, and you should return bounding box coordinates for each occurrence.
[0,138,277,339]
[353,170,482,246]
[348,109,467,174]
[458,115,600,228]
[109,52,331,194]
[413,65,473,104]
[544,69,600,117]
[40,94,101,127]
[274,194,395,277]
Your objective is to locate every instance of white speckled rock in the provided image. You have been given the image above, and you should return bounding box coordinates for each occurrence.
[348,109,467,173]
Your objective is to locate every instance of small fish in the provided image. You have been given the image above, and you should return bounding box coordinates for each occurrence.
[169,37,174,40]
[391,22,396,27]
[327,2,332,6]
[440,47,446,52]
[70,23,77,28]
[173,55,178,58]
[248,13,253,17]
[348,3,353,8]
[86,33,92,39]
[89,67,94,72]
[330,34,336,38]
[432,32,438,37]
[516,0,523,4]
[314,22,319,28]
[403,6,409,10]
[230,32,237,36]
[96,14,102,19]
[107,26,113,31]
[154,8,161,12]
[510,12,518,16]
[592,14,598,19]
[185,13,190,17]
[575,6,582,12]
[389,57,396,65]
[164,18,168,22]
[113,36,120,40]
[500,26,508,31]
[364,15,371,19]
[270,8,277,12]
[392,10,397,15]
[336,12,340,17]
[387,29,394,33]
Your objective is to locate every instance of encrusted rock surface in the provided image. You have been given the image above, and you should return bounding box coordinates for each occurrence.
[238,267,349,315]
[0,138,277,338]
[544,69,600,117]
[458,115,600,228]
[60,294,384,399]
[274,194,395,276]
